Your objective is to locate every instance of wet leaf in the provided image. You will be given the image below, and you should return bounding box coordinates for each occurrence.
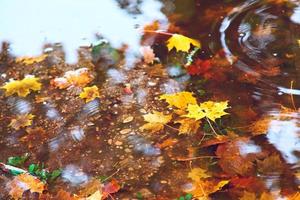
[2,76,42,97]
[249,117,272,136]
[9,114,34,130]
[260,192,274,200]
[79,85,100,103]
[187,180,229,200]
[102,179,121,198]
[86,190,103,200]
[256,154,283,175]
[55,190,80,200]
[160,91,197,110]
[156,138,179,149]
[188,168,211,182]
[7,153,29,167]
[7,173,45,199]
[16,54,47,65]
[185,101,229,122]
[51,68,93,89]
[140,111,172,133]
[175,118,200,135]
[216,138,256,176]
[167,34,201,52]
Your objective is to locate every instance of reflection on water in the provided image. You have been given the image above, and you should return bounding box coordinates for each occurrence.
[0,0,167,63]
[1,0,300,199]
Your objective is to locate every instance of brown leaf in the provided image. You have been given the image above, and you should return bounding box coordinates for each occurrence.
[175,118,200,135]
[9,114,34,130]
[256,154,283,175]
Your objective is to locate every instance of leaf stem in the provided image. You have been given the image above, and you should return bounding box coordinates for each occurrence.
[206,118,219,137]
[143,30,174,36]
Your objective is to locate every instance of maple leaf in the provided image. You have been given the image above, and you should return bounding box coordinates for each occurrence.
[51,68,93,89]
[185,101,229,122]
[140,46,155,64]
[2,76,42,97]
[7,173,45,199]
[166,34,201,52]
[9,114,34,130]
[79,85,100,103]
[188,168,211,182]
[140,111,172,133]
[160,91,197,111]
[256,154,283,175]
[102,179,121,198]
[187,179,229,200]
[16,54,47,65]
[175,118,200,134]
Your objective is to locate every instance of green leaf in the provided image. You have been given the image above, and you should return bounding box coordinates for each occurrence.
[28,163,38,174]
[179,197,185,200]
[7,153,29,167]
[49,169,61,182]
[185,193,193,200]
[136,192,143,200]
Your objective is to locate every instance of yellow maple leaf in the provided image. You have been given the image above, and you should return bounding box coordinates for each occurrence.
[140,111,172,133]
[188,180,229,200]
[166,34,201,52]
[16,54,47,65]
[9,114,35,130]
[79,85,100,103]
[175,118,200,134]
[8,173,45,199]
[160,91,197,110]
[1,76,42,97]
[185,101,229,122]
[188,168,211,182]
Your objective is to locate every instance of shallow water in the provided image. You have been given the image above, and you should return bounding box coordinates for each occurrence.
[0,0,300,199]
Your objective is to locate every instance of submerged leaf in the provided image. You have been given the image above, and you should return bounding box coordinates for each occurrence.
[7,173,45,199]
[2,76,42,97]
[167,34,201,52]
[188,168,211,182]
[140,111,172,133]
[79,85,100,103]
[175,118,200,135]
[9,114,35,130]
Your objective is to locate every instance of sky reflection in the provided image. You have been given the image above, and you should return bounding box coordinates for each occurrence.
[0,0,167,63]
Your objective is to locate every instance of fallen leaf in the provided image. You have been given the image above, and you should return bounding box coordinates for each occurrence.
[51,68,93,89]
[156,138,179,149]
[187,180,229,200]
[188,168,211,182]
[2,76,42,97]
[21,127,47,149]
[16,54,47,65]
[185,101,229,122]
[7,173,45,199]
[260,192,274,200]
[9,114,35,130]
[166,34,201,52]
[160,91,197,111]
[249,117,272,136]
[187,59,212,76]
[216,138,255,176]
[175,118,200,134]
[54,190,80,200]
[102,179,120,198]
[86,191,103,200]
[256,154,283,175]
[140,111,172,133]
[79,85,100,103]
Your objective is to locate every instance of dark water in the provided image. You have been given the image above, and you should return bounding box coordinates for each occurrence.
[0,0,300,199]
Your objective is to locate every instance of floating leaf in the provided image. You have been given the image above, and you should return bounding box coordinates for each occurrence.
[7,173,45,199]
[52,68,93,89]
[2,76,42,97]
[7,153,30,167]
[79,85,100,103]
[185,101,229,122]
[175,118,200,135]
[140,111,172,133]
[160,91,197,110]
[166,34,201,52]
[188,168,211,182]
[9,114,35,130]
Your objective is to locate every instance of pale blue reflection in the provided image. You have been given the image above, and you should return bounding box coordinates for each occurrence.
[0,0,167,63]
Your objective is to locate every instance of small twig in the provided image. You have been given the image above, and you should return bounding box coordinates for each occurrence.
[108,193,116,200]
[290,80,297,111]
[165,124,179,131]
[101,168,120,183]
[175,156,217,161]
[143,30,174,36]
